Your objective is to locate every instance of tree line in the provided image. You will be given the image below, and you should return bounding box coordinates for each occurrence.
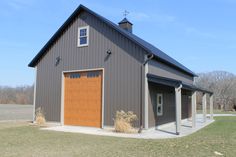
[0,71,235,111]
[0,85,34,104]
[195,71,236,111]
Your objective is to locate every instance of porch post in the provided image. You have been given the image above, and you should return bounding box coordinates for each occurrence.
[191,91,197,128]
[210,94,214,120]
[175,85,182,135]
[202,93,207,122]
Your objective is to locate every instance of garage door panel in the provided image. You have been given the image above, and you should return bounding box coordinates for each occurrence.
[64,70,102,128]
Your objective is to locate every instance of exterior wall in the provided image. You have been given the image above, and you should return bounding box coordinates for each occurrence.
[148,83,192,127]
[148,83,175,127]
[181,89,192,119]
[35,11,145,126]
[148,60,194,84]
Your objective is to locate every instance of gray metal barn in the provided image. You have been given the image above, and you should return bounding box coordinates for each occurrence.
[29,5,213,135]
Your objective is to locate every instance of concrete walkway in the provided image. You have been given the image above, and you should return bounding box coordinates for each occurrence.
[42,116,215,139]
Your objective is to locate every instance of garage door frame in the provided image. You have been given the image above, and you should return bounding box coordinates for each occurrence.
[60,68,104,128]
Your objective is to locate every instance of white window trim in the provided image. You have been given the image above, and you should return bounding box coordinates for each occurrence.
[157,93,163,116]
[77,26,89,47]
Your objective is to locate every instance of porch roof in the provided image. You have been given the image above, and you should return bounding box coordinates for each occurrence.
[147,74,213,95]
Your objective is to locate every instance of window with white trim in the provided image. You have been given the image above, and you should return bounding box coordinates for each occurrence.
[156,93,163,116]
[78,26,89,47]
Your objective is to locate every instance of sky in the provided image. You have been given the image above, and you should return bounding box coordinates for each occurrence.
[0,0,236,86]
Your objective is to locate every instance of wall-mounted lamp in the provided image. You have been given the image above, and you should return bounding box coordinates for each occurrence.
[106,49,112,55]
[55,56,61,66]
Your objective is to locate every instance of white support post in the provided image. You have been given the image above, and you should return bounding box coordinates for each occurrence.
[202,93,207,122]
[210,95,214,120]
[175,85,182,135]
[144,56,149,129]
[191,91,197,128]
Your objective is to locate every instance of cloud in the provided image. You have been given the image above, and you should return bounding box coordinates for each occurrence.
[128,10,177,24]
[0,38,29,48]
[129,12,150,21]
[185,27,216,38]
[8,1,21,10]
[5,0,35,10]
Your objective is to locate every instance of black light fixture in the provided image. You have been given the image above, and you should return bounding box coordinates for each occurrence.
[106,49,112,55]
[55,56,61,66]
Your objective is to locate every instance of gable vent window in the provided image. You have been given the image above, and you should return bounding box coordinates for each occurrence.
[78,26,89,47]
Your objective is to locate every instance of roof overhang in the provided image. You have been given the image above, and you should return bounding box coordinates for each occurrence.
[147,74,213,95]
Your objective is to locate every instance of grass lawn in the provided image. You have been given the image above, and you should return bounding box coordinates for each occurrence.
[0,117,236,157]
[212,110,236,114]
[197,109,236,114]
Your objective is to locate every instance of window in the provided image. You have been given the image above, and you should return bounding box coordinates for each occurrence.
[78,26,89,47]
[69,73,81,79]
[87,71,100,78]
[156,93,163,116]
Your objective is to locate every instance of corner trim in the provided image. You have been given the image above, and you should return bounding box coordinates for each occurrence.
[33,66,37,122]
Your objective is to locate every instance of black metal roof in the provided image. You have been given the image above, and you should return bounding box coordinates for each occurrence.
[28,4,197,77]
[118,18,133,25]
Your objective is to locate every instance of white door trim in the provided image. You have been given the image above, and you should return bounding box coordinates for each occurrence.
[60,68,105,128]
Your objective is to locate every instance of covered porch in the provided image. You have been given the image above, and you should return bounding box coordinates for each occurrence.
[147,74,214,135]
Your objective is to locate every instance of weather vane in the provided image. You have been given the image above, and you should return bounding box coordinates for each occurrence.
[123,10,129,17]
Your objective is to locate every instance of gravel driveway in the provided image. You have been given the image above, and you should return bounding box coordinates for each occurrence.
[0,104,33,121]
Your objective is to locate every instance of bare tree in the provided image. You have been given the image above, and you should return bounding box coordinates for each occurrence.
[0,85,34,105]
[195,71,236,111]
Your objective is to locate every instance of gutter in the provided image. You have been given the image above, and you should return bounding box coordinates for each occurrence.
[143,54,154,66]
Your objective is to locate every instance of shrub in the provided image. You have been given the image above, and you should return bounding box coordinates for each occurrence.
[35,107,46,126]
[114,110,138,133]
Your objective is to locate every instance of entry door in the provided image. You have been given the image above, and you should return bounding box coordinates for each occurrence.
[64,70,102,127]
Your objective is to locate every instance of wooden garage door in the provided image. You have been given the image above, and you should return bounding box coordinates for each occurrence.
[64,70,102,127]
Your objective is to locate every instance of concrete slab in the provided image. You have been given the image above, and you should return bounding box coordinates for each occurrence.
[42,116,215,139]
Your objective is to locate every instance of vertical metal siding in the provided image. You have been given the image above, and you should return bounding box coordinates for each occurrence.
[181,90,192,119]
[148,83,176,127]
[148,60,194,85]
[148,83,192,127]
[35,11,145,126]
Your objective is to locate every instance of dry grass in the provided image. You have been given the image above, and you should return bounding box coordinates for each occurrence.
[114,110,137,133]
[35,107,46,126]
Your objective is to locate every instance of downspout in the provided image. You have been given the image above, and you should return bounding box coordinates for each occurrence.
[176,83,183,91]
[143,54,154,65]
[139,54,154,133]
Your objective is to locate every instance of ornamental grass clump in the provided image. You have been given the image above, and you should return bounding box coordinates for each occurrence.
[114,110,138,133]
[35,107,46,126]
